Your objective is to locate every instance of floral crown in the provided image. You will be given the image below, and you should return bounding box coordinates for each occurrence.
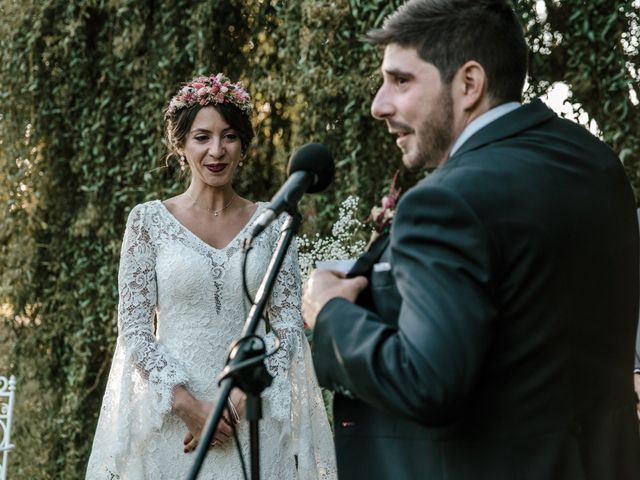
[165,73,252,119]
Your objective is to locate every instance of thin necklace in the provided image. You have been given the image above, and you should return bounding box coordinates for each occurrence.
[185,190,235,217]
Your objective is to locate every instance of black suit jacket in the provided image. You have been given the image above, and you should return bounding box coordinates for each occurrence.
[313,100,640,479]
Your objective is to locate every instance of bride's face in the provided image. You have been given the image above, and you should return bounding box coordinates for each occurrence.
[181,106,243,189]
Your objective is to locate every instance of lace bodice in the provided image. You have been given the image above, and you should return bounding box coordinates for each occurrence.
[86,201,336,480]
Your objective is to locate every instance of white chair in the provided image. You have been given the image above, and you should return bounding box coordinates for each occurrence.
[0,376,16,480]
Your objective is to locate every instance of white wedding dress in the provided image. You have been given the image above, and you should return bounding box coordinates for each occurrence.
[86,200,336,480]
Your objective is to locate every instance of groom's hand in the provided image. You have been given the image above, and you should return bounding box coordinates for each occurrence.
[302,269,368,329]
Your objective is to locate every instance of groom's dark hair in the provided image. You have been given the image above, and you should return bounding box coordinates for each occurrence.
[366,0,528,104]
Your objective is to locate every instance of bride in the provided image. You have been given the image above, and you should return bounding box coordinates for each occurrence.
[85,73,336,479]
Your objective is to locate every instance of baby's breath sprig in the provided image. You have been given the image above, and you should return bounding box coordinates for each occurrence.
[298,196,366,278]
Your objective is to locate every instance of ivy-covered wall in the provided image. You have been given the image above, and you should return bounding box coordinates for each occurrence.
[0,1,637,477]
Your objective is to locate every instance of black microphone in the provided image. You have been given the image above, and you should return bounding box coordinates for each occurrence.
[250,143,334,238]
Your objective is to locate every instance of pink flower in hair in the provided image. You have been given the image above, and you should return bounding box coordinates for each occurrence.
[164,72,253,118]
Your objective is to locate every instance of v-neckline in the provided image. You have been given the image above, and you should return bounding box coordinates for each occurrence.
[155,200,264,252]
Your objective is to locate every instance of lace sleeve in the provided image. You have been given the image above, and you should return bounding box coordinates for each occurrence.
[118,204,189,419]
[262,226,304,420]
[263,218,337,479]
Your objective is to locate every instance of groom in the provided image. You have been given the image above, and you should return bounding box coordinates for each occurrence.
[302,0,640,479]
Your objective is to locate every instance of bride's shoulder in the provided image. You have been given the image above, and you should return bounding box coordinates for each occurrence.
[129,199,163,213]
[237,198,265,222]
[238,198,266,210]
[124,199,165,224]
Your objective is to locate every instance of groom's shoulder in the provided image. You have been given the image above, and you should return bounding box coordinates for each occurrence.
[400,157,507,220]
[413,159,485,197]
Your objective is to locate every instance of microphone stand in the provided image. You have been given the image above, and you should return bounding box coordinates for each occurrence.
[186,211,302,480]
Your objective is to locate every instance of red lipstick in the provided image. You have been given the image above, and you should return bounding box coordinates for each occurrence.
[205,163,227,173]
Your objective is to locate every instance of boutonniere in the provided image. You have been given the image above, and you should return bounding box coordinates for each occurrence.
[365,170,402,250]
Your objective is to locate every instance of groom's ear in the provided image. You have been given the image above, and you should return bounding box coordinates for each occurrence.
[452,60,487,112]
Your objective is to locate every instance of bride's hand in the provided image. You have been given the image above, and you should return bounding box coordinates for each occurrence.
[173,386,233,453]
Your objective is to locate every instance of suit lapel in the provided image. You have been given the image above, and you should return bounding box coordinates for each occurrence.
[347,234,390,279]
